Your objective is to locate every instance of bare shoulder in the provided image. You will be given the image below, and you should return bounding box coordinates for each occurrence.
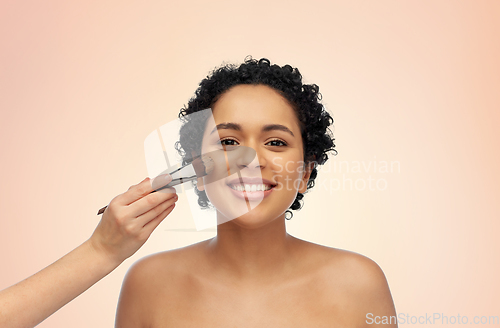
[115,239,212,328]
[123,238,209,285]
[293,238,397,326]
[294,237,387,278]
[322,245,388,287]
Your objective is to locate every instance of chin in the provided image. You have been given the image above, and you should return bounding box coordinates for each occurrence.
[218,206,287,230]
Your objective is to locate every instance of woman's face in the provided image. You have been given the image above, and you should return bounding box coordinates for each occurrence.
[198,84,312,229]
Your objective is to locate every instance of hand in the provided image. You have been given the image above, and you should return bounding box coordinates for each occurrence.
[88,175,178,263]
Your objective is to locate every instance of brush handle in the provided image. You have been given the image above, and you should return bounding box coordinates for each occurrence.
[96,175,197,215]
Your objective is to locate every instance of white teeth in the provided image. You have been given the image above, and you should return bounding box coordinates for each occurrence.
[230,184,272,192]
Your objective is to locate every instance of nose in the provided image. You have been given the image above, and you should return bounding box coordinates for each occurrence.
[238,145,267,171]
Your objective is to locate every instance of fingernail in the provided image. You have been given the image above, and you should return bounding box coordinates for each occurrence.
[166,174,172,183]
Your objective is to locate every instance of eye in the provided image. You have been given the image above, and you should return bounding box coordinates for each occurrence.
[219,138,239,146]
[266,139,287,147]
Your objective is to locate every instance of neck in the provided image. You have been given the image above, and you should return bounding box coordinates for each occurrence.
[207,212,297,283]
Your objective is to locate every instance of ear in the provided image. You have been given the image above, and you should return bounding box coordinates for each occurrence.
[298,162,314,194]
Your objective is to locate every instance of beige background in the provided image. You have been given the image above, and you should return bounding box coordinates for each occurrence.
[1,1,499,327]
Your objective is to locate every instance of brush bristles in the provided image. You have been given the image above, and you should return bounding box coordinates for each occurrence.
[192,154,215,176]
[201,155,215,174]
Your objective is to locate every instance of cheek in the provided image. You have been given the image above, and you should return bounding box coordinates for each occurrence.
[271,159,307,195]
[271,155,304,178]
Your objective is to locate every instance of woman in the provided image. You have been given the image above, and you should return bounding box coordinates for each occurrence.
[115,57,397,327]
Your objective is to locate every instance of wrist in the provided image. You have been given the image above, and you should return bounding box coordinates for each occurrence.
[85,238,125,270]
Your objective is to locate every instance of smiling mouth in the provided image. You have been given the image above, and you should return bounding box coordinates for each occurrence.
[227,183,276,192]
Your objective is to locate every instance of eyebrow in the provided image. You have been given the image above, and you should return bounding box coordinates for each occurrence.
[210,122,295,137]
[210,123,241,135]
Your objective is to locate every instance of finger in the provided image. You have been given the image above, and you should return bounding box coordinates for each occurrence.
[142,202,176,232]
[135,194,178,226]
[127,188,177,218]
[150,173,177,192]
[119,175,173,206]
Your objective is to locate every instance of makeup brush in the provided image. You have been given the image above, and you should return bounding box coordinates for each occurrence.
[152,154,214,192]
[96,154,215,215]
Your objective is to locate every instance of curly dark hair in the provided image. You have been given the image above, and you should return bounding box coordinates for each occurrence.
[175,57,336,219]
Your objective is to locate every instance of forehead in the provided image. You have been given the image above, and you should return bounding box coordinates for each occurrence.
[209,84,301,130]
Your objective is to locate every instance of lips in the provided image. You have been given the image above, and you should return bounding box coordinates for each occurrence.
[226,177,277,186]
[226,176,277,201]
